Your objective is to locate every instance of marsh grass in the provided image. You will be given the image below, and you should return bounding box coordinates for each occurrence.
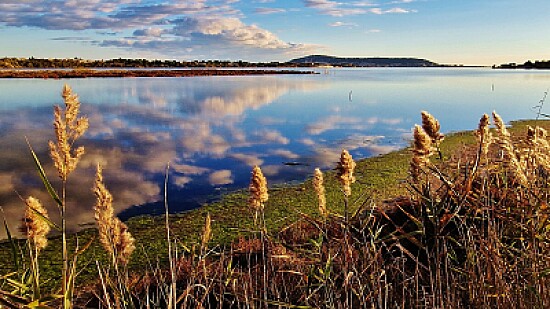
[1,85,550,308]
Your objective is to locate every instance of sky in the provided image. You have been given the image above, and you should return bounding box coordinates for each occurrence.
[0,0,548,66]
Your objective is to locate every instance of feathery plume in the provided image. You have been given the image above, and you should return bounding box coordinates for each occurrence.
[421,111,444,145]
[49,84,89,181]
[21,197,50,252]
[410,125,433,182]
[94,164,135,265]
[526,126,550,173]
[492,111,527,186]
[412,125,432,157]
[201,213,212,248]
[313,168,327,218]
[336,149,356,196]
[527,125,536,144]
[94,164,114,252]
[249,165,268,211]
[537,127,550,150]
[475,114,492,157]
[112,219,135,266]
[492,111,510,139]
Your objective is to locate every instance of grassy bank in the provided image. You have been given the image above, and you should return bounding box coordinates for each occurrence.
[0,124,477,289]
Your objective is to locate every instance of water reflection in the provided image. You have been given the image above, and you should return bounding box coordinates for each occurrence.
[2,68,550,239]
[0,76,339,238]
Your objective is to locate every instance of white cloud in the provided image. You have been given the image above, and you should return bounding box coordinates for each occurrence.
[173,175,193,188]
[304,0,416,16]
[271,149,300,159]
[328,21,358,27]
[173,17,296,49]
[255,129,289,144]
[208,170,233,185]
[101,16,319,59]
[0,0,319,60]
[385,7,415,13]
[306,115,363,135]
[172,163,210,175]
[391,0,414,4]
[307,135,399,167]
[304,0,367,16]
[260,164,283,176]
[255,7,287,14]
[299,138,316,146]
[352,1,377,6]
[0,0,211,31]
[133,27,165,37]
[230,153,264,166]
[369,8,383,14]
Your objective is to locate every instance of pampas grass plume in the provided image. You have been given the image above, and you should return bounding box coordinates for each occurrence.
[94,164,135,265]
[49,84,88,180]
[337,149,356,197]
[249,165,268,211]
[410,125,432,182]
[475,113,492,157]
[313,168,327,218]
[492,111,528,186]
[202,213,212,248]
[421,110,444,144]
[21,196,50,252]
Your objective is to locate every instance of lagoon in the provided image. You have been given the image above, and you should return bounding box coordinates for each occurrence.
[1,67,549,237]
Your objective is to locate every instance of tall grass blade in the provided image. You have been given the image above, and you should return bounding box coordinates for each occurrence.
[0,295,18,308]
[25,138,62,207]
[1,208,20,271]
[0,289,28,305]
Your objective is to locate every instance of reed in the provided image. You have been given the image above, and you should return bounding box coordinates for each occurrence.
[21,196,51,300]
[475,113,492,158]
[94,164,135,266]
[410,124,433,182]
[248,165,268,225]
[50,84,90,308]
[93,164,136,308]
[336,149,356,197]
[421,110,444,145]
[21,197,50,253]
[313,168,328,218]
[492,111,528,185]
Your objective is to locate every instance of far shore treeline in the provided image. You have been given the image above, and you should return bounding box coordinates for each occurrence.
[0,55,445,69]
[2,56,549,70]
[1,55,445,69]
[494,59,550,69]
[0,57,298,69]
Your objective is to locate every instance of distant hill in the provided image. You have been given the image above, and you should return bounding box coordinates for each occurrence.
[289,55,440,67]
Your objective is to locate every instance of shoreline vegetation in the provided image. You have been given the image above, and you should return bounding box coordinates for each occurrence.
[4,56,550,72]
[494,59,550,70]
[1,55,444,70]
[1,85,550,307]
[0,68,317,79]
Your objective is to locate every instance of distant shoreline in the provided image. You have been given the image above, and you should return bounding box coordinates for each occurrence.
[0,68,317,79]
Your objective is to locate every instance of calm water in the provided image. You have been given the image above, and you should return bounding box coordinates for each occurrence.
[1,68,549,237]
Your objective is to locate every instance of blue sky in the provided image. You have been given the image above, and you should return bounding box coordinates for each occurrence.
[0,0,548,65]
